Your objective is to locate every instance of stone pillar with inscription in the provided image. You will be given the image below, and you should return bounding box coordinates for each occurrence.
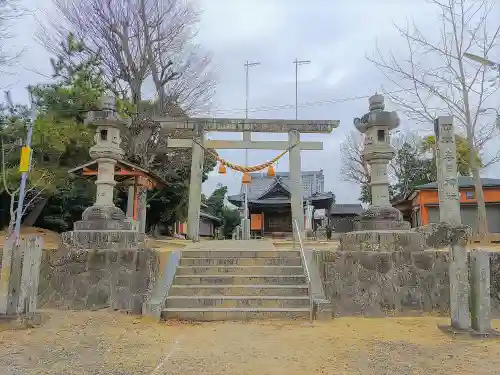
[434,116,461,224]
[469,250,496,335]
[434,116,471,332]
[339,94,425,253]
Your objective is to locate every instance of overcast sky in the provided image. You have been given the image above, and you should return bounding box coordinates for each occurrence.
[3,0,499,204]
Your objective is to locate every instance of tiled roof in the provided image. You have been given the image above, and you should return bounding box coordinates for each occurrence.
[227,191,335,205]
[240,171,323,200]
[310,192,335,201]
[68,159,167,187]
[416,177,500,189]
[330,204,363,215]
[200,211,222,223]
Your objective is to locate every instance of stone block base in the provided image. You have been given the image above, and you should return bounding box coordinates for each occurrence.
[339,230,426,252]
[354,220,410,231]
[74,219,133,231]
[38,247,159,313]
[411,222,471,248]
[61,230,144,250]
[313,249,451,316]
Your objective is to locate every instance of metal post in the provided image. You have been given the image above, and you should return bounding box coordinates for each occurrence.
[12,93,36,243]
[243,61,260,222]
[293,59,311,120]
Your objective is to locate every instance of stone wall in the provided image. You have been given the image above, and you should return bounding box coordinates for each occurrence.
[37,247,159,313]
[313,250,500,317]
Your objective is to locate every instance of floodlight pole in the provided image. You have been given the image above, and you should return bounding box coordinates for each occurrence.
[243,61,261,223]
[293,59,311,120]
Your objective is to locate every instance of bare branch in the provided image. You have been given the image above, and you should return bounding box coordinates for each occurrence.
[39,0,217,180]
[0,136,13,195]
[340,131,370,185]
[0,0,25,73]
[39,0,216,116]
[368,0,500,235]
[21,187,45,216]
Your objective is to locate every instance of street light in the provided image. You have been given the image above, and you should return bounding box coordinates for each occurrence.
[464,53,500,71]
[478,107,500,129]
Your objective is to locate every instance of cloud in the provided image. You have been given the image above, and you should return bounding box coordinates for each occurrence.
[198,0,288,47]
[324,69,349,88]
[4,0,473,205]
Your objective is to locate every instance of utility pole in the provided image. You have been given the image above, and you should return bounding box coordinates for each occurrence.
[243,61,260,226]
[11,92,36,243]
[293,59,311,120]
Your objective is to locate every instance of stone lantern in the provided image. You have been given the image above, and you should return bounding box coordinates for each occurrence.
[78,95,129,228]
[61,95,145,249]
[353,93,407,230]
[338,94,425,253]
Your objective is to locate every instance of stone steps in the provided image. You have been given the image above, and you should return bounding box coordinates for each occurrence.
[181,250,300,258]
[179,257,302,266]
[161,307,310,321]
[168,284,310,296]
[174,275,307,285]
[162,245,311,321]
[165,295,310,308]
[176,265,304,275]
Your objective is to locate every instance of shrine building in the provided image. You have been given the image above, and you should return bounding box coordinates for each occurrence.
[228,170,335,237]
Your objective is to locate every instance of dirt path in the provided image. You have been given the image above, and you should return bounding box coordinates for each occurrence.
[0,310,499,374]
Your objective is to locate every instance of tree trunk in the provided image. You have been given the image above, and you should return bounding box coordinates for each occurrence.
[457,66,487,235]
[22,196,48,227]
[463,112,488,235]
[471,163,488,235]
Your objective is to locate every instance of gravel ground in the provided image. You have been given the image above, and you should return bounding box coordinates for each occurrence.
[1,310,500,374]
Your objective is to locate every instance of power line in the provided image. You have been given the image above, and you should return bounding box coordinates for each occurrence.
[207,88,411,115]
[1,88,413,117]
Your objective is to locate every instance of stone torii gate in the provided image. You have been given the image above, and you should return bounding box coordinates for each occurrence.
[153,117,339,241]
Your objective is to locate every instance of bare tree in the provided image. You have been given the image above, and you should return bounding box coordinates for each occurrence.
[340,131,370,186]
[39,0,215,114]
[389,131,436,199]
[341,130,434,203]
[39,0,217,233]
[1,138,49,237]
[0,0,24,72]
[367,0,500,235]
[339,131,372,203]
[38,0,216,167]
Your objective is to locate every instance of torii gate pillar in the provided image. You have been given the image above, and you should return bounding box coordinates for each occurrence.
[288,129,303,240]
[187,126,205,242]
